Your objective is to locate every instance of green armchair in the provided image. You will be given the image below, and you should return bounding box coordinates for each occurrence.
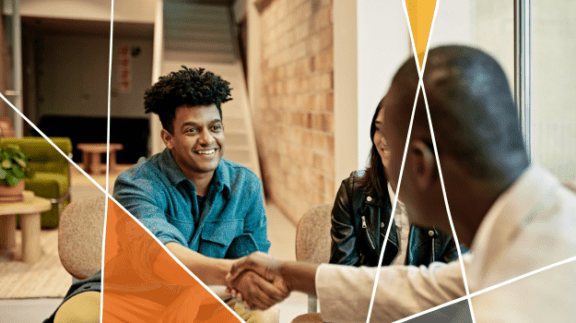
[1,137,72,228]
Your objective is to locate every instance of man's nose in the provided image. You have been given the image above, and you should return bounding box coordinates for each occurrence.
[198,128,215,145]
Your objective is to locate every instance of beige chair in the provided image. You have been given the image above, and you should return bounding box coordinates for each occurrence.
[58,196,279,322]
[58,196,106,280]
[291,204,334,323]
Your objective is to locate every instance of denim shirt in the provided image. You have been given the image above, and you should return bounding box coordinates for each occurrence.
[113,148,270,259]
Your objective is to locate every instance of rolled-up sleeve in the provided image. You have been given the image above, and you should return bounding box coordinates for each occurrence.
[316,255,469,323]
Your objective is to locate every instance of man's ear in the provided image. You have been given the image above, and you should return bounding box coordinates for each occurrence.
[409,139,436,190]
[161,129,174,150]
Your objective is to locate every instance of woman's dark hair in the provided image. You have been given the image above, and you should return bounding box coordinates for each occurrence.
[359,101,387,198]
[144,66,232,134]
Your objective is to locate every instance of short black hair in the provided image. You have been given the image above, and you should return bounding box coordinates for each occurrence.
[144,66,232,133]
[391,45,528,180]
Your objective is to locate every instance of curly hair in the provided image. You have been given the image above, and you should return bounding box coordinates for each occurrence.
[144,66,233,133]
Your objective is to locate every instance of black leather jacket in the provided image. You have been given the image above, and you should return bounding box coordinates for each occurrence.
[330,171,465,267]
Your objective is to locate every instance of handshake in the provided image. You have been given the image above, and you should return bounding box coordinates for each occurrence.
[224,252,292,311]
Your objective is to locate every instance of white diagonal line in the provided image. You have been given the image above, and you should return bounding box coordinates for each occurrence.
[401,0,441,77]
[367,1,477,322]
[420,83,476,323]
[101,0,115,321]
[419,0,440,76]
[0,93,105,192]
[393,253,576,322]
[365,83,421,323]
[0,33,248,323]
[0,89,247,322]
[402,0,423,75]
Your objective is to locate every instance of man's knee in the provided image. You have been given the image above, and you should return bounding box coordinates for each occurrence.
[54,291,101,323]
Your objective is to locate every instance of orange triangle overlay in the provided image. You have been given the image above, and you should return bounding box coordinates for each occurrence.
[103,197,242,322]
[405,0,437,70]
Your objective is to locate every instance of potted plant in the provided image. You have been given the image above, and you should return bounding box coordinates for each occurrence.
[0,145,34,202]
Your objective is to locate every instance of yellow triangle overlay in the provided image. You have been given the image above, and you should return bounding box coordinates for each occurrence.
[405,0,437,70]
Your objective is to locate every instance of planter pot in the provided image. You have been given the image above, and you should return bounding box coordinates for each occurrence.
[0,180,25,202]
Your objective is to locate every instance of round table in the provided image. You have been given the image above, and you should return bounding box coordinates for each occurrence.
[0,191,51,262]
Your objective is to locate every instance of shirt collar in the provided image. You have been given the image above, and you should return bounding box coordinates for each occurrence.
[158,148,231,196]
[387,182,406,211]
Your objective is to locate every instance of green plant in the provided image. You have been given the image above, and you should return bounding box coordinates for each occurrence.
[0,145,34,186]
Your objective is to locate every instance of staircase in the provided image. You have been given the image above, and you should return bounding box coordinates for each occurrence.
[160,1,261,180]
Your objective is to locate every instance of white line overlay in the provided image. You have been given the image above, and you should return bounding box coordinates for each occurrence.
[0,17,247,323]
[365,83,421,322]
[366,0,476,322]
[100,0,114,321]
[0,91,247,323]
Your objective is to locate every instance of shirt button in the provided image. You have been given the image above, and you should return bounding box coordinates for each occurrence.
[381,222,385,228]
[428,230,434,237]
[367,196,372,202]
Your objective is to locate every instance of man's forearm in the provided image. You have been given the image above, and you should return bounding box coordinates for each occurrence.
[280,261,319,295]
[160,242,234,285]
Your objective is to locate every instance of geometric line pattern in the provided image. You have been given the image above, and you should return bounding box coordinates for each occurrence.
[368,1,473,322]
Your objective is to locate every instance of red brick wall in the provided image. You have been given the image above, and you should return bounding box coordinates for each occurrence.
[257,0,335,224]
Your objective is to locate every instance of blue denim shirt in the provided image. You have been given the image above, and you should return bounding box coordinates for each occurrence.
[113,148,270,259]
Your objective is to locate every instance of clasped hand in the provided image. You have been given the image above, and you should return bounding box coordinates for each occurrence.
[225,252,290,310]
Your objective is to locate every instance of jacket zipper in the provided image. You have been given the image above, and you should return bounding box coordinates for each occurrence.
[362,216,376,250]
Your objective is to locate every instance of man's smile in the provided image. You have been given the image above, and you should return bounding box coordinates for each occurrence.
[196,148,217,155]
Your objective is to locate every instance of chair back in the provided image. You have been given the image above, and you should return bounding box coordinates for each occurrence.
[58,196,106,279]
[295,203,333,264]
[295,203,333,314]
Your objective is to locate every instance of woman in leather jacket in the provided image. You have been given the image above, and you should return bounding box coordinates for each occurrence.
[330,101,465,267]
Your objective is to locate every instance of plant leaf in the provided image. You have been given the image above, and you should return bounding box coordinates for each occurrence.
[6,174,19,186]
[12,166,24,178]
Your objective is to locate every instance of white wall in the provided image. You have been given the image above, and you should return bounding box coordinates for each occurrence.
[429,0,475,48]
[19,0,156,23]
[357,0,411,170]
[334,0,411,188]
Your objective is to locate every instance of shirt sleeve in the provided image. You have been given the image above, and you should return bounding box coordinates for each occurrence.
[113,170,189,247]
[315,255,470,323]
[241,176,271,253]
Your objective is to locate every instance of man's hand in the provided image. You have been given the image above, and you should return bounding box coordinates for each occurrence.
[226,252,285,284]
[226,251,320,307]
[226,270,289,310]
[225,252,290,310]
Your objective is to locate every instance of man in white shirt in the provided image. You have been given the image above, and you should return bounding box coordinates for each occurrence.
[226,45,576,322]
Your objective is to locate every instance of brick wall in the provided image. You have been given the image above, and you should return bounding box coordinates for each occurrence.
[256,0,335,224]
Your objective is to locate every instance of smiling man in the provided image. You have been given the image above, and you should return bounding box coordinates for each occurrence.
[111,66,285,318]
[43,67,285,323]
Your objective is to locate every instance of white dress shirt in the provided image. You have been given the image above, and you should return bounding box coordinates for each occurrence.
[315,164,576,322]
[387,182,411,266]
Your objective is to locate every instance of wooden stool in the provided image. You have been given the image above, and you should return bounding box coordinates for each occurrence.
[0,191,51,262]
[77,143,123,174]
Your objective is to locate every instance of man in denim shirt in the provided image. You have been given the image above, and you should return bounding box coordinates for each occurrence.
[45,67,285,323]
[114,66,271,289]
